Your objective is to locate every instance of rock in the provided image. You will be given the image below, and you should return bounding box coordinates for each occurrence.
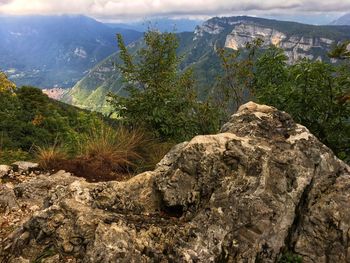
[0,164,11,178]
[11,161,39,174]
[0,185,19,212]
[1,102,349,262]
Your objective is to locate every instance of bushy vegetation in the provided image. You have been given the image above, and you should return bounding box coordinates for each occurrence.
[0,73,174,180]
[217,41,350,162]
[108,31,220,142]
[0,84,102,159]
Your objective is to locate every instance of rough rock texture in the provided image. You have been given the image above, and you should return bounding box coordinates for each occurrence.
[11,162,39,174]
[1,102,350,263]
[224,24,286,50]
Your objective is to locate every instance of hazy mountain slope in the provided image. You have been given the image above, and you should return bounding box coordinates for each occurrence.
[0,15,142,88]
[65,16,350,113]
[330,13,350,25]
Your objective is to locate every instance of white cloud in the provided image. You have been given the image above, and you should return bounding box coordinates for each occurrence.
[0,0,349,20]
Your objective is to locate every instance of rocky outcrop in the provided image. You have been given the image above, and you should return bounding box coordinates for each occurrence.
[223,23,334,63]
[1,102,349,262]
[225,24,287,50]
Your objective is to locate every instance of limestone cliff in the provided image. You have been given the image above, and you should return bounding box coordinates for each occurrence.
[194,17,337,63]
[1,102,349,262]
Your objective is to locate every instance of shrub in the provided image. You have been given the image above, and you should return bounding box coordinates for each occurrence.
[108,31,220,142]
[80,124,145,171]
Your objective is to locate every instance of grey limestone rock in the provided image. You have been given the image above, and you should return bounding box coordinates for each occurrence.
[1,102,349,263]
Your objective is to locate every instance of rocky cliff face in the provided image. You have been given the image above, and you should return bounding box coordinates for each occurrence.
[194,18,337,63]
[1,102,349,262]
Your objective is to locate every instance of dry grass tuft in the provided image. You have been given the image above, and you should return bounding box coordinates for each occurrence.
[35,145,67,170]
[33,124,175,182]
[80,125,146,172]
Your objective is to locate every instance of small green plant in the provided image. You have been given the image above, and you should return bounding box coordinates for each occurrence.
[278,252,303,263]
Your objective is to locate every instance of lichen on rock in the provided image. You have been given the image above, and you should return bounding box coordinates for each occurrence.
[1,102,349,263]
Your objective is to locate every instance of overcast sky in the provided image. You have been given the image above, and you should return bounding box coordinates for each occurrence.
[0,0,348,24]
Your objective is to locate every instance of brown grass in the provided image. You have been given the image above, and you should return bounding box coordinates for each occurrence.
[54,124,149,182]
[137,141,175,172]
[35,145,67,170]
[34,124,175,182]
[80,125,146,171]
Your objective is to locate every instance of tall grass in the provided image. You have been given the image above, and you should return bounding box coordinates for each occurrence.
[79,124,146,173]
[34,122,174,182]
[35,144,67,170]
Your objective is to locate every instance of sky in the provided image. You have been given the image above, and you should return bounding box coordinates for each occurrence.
[0,0,348,24]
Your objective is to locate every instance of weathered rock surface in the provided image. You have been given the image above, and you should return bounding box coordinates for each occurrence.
[1,102,349,263]
[0,165,11,179]
[11,162,39,174]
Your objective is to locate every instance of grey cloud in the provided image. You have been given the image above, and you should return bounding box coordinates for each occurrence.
[0,0,349,20]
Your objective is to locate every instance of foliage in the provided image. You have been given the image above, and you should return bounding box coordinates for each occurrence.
[278,252,303,263]
[0,149,31,164]
[216,38,263,117]
[328,41,350,60]
[253,47,350,162]
[78,124,145,173]
[39,123,173,182]
[108,31,220,142]
[0,75,105,164]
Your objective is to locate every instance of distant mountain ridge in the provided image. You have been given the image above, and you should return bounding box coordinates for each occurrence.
[64,15,350,112]
[330,13,350,25]
[0,15,142,88]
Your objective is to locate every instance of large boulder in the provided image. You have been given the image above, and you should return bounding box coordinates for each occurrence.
[0,102,349,263]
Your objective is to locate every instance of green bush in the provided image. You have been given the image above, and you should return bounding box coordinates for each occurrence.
[278,252,303,263]
[108,31,220,142]
[253,47,350,161]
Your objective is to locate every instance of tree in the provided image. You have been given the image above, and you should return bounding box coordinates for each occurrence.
[108,31,219,141]
[328,41,350,60]
[216,38,263,118]
[253,46,350,162]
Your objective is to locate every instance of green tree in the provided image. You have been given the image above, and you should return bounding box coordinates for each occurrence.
[253,46,350,161]
[108,31,219,141]
[328,41,350,60]
[216,38,263,118]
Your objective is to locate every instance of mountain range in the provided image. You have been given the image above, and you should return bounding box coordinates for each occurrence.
[330,13,350,25]
[0,15,142,88]
[63,16,350,113]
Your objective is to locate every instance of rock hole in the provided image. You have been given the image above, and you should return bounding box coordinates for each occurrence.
[162,205,184,218]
